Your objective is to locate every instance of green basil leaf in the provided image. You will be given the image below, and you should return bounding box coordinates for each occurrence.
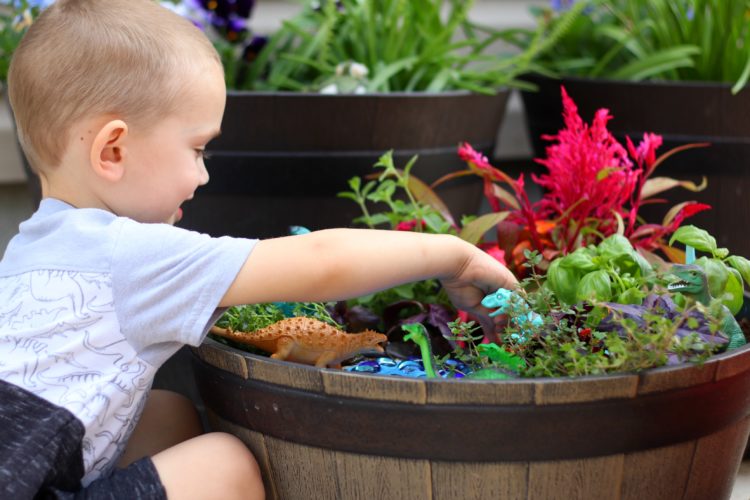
[547,258,580,305]
[669,225,717,253]
[616,288,646,305]
[632,249,654,277]
[576,270,612,302]
[560,248,598,272]
[727,255,750,285]
[695,257,728,302]
[597,234,633,262]
[723,267,744,316]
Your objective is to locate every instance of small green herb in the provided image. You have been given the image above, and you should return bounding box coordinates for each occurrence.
[216,302,342,332]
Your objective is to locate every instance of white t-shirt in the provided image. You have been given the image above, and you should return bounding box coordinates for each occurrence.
[0,199,256,484]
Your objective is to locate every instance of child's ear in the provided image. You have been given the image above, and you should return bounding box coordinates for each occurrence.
[90,119,128,181]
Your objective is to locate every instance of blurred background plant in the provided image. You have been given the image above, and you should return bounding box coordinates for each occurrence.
[161,0,265,89]
[0,0,258,85]
[0,0,586,93]
[513,0,750,94]
[0,0,54,84]
[212,0,585,93]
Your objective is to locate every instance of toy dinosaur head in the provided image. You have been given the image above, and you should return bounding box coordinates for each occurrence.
[667,264,709,297]
[351,330,388,355]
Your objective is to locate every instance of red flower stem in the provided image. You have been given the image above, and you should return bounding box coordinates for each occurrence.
[516,189,544,252]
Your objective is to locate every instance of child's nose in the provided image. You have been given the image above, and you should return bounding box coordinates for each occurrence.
[198,163,209,185]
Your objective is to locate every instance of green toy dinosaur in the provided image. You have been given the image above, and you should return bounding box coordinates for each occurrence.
[402,323,515,380]
[668,264,746,349]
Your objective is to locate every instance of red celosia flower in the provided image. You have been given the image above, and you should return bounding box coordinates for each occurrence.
[449,86,708,273]
[532,87,639,250]
[627,132,663,173]
[458,142,544,250]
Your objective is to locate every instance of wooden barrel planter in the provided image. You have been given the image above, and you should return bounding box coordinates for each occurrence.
[520,76,750,259]
[176,90,510,239]
[192,338,750,500]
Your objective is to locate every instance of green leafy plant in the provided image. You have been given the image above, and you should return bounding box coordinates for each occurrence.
[239,0,586,93]
[546,234,653,306]
[215,301,341,332]
[669,225,750,315]
[337,150,509,331]
[515,0,750,94]
[338,150,510,247]
[434,249,727,378]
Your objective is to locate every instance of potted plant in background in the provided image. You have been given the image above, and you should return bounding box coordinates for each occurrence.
[511,0,750,259]
[192,89,750,499]
[7,0,581,237]
[0,0,55,202]
[166,0,583,239]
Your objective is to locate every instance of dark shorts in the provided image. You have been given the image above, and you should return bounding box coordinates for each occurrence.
[46,457,166,500]
[0,380,166,499]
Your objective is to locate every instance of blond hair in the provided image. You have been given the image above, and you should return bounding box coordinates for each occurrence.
[8,0,221,170]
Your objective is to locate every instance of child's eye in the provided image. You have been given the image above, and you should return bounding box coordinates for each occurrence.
[195,149,212,160]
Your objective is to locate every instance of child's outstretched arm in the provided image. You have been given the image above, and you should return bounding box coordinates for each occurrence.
[221,228,517,326]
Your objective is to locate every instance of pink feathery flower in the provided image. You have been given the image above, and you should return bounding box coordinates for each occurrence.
[532,87,640,233]
[627,132,663,173]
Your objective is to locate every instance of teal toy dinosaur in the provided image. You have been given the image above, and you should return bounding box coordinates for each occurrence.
[668,264,746,349]
[480,288,544,343]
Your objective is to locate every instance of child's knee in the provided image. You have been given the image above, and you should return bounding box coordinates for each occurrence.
[209,432,261,472]
[153,432,264,499]
[204,433,264,494]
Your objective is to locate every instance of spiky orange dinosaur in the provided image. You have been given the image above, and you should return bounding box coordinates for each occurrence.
[210,317,387,368]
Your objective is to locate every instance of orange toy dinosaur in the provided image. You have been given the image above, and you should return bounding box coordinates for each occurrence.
[209,317,387,368]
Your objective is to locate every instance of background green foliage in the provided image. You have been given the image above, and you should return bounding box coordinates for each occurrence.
[516,0,750,93]
[239,0,584,92]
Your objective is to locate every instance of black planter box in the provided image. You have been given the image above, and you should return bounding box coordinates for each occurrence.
[177,90,510,239]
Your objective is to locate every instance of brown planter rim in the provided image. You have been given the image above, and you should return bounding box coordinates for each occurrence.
[522,73,742,92]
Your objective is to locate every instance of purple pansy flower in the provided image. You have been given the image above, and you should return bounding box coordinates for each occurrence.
[191,0,255,41]
[550,0,576,11]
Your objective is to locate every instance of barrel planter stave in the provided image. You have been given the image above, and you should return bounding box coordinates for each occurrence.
[192,339,750,500]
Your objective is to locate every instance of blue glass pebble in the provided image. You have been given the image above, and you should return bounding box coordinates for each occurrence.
[397,360,424,375]
[346,357,473,379]
[349,360,381,373]
[376,357,398,368]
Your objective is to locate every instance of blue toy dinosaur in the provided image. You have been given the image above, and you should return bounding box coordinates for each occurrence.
[668,264,746,349]
[480,288,543,343]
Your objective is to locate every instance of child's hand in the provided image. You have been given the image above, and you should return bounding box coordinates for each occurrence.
[439,243,518,339]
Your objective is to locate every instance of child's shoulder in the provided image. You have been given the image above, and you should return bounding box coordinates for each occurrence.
[0,199,117,274]
[0,199,199,277]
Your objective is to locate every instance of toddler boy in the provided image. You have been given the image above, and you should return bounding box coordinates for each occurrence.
[0,0,517,498]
